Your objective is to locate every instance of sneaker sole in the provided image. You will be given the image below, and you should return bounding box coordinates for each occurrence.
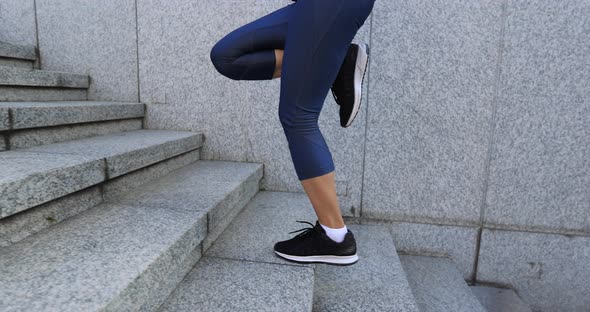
[344,42,369,128]
[274,250,359,265]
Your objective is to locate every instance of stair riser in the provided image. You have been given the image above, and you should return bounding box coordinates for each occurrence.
[0,58,34,69]
[0,67,88,88]
[4,119,143,150]
[5,102,145,130]
[0,86,87,101]
[0,149,201,247]
[0,186,102,247]
[202,177,261,252]
[0,43,37,61]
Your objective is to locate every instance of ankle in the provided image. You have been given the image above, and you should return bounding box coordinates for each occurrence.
[319,222,347,243]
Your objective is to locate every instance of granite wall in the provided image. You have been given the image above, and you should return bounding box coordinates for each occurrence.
[2,0,589,311]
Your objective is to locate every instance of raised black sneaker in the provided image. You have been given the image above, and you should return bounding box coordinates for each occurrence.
[273,220,358,265]
[331,42,370,128]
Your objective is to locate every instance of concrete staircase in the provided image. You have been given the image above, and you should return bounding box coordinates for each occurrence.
[0,41,532,312]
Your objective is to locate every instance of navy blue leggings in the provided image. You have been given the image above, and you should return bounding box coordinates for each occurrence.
[210,0,375,180]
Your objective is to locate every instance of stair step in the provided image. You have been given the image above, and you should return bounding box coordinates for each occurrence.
[0,130,203,218]
[0,67,88,101]
[0,42,36,69]
[0,67,88,88]
[203,191,419,312]
[313,224,420,312]
[0,101,144,130]
[8,118,143,150]
[400,255,486,312]
[0,101,145,149]
[160,257,315,312]
[204,191,318,262]
[471,286,532,312]
[0,160,262,312]
[161,191,316,311]
[0,42,37,61]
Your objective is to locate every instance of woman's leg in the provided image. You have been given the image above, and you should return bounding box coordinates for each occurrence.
[209,4,293,81]
[210,0,375,235]
[278,0,374,228]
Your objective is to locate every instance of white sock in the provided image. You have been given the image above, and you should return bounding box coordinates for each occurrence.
[319,222,348,243]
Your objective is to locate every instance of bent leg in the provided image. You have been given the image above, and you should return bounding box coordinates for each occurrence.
[278,0,371,181]
[209,4,293,80]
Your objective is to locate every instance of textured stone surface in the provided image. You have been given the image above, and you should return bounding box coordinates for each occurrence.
[202,176,260,251]
[0,135,5,151]
[36,0,138,101]
[470,286,532,312]
[362,0,502,225]
[0,151,104,218]
[103,149,200,202]
[115,160,263,234]
[159,257,315,312]
[385,221,479,279]
[204,191,317,266]
[1,101,144,129]
[477,229,590,312]
[0,107,8,130]
[0,86,87,101]
[0,57,34,69]
[0,67,89,88]
[139,1,370,216]
[0,202,207,311]
[10,118,143,150]
[400,255,486,312]
[24,130,203,178]
[484,0,590,235]
[314,224,419,312]
[0,186,102,247]
[0,41,37,60]
[0,0,37,46]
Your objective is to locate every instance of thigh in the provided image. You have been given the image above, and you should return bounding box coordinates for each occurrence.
[280,0,373,116]
[212,4,294,59]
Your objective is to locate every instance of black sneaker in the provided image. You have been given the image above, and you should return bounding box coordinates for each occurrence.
[273,220,359,265]
[331,42,370,128]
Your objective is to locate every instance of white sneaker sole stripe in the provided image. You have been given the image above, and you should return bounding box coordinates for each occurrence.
[345,42,369,128]
[274,250,359,264]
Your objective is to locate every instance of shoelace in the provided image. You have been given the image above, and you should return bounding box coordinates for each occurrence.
[288,220,317,238]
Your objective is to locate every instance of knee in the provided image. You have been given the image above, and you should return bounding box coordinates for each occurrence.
[278,105,318,134]
[210,41,241,80]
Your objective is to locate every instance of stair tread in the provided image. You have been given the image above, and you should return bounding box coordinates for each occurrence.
[0,151,104,218]
[314,224,420,312]
[1,130,203,218]
[400,255,486,312]
[22,129,203,178]
[0,66,88,88]
[0,101,144,129]
[0,160,263,312]
[204,191,317,266]
[471,285,532,312]
[160,257,315,312]
[161,191,316,311]
[0,42,36,60]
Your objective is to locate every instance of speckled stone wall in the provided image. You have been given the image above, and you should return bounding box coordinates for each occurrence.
[35,0,139,102]
[0,0,37,46]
